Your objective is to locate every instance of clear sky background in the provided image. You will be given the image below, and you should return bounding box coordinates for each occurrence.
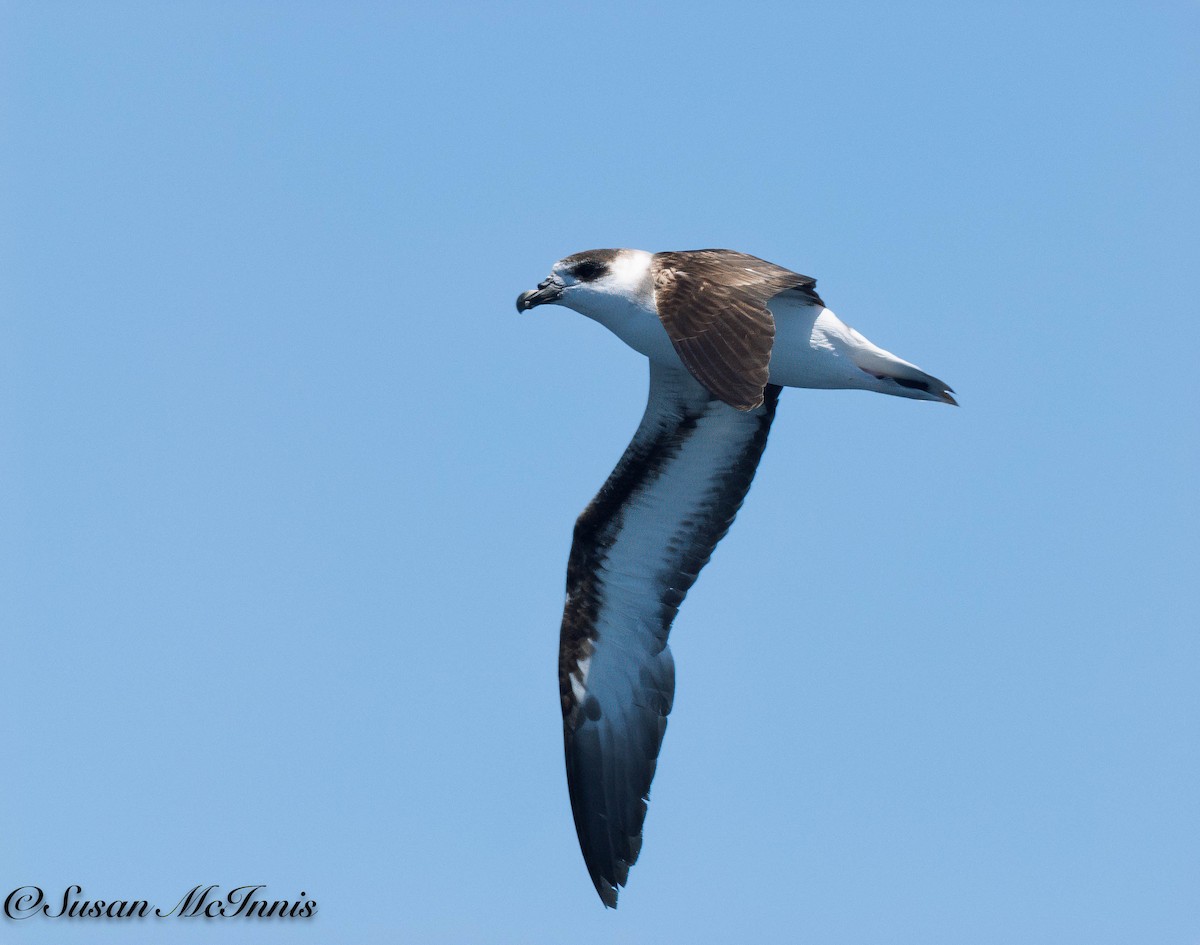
[1,2,1196,943]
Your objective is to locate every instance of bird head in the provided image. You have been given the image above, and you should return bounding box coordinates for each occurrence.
[516,249,649,313]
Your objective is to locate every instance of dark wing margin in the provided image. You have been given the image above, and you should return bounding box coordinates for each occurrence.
[652,249,823,411]
[560,362,783,907]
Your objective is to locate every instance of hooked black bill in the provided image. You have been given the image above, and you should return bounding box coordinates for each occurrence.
[516,278,562,311]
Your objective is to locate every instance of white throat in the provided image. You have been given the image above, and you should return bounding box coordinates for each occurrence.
[560,250,679,364]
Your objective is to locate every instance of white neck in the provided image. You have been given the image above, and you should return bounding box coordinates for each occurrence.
[560,250,678,365]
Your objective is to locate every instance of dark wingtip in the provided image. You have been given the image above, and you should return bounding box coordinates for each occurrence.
[595,879,618,909]
[587,854,625,908]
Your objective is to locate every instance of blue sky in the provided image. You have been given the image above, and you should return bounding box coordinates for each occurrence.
[1,2,1196,942]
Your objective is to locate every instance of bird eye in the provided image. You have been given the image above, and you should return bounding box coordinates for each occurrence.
[571,261,607,283]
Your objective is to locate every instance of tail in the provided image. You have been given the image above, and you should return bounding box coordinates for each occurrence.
[849,339,957,405]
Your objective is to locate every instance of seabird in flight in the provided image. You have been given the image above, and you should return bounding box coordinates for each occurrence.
[516,248,954,907]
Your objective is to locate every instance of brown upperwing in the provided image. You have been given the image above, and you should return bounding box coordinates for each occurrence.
[651,249,823,410]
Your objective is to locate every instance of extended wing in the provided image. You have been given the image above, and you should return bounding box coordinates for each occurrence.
[560,361,782,906]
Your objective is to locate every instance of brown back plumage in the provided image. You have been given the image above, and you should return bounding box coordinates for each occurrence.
[651,249,823,410]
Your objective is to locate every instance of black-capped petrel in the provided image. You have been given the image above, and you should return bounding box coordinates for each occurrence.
[516,248,955,907]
